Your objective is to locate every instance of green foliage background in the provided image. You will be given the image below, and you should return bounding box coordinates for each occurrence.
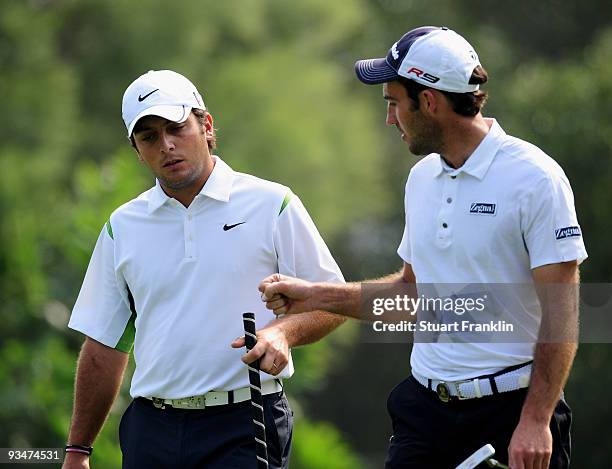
[1,0,610,467]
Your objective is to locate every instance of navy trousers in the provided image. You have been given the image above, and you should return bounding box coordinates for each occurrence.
[119,392,292,469]
[385,376,571,468]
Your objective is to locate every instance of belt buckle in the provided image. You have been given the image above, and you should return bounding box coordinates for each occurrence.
[151,397,166,409]
[436,379,471,402]
[435,382,451,402]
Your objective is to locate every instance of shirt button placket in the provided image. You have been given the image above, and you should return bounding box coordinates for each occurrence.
[185,212,196,260]
[437,173,459,247]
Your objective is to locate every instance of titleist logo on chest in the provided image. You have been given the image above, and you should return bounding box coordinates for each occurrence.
[469,203,496,216]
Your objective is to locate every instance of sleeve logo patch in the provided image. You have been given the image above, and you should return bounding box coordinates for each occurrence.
[469,203,496,215]
[555,226,581,240]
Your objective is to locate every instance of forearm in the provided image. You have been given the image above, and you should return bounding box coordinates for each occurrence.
[520,342,576,423]
[508,339,575,468]
[269,310,346,347]
[522,262,579,423]
[67,338,129,446]
[310,270,406,319]
[308,282,361,318]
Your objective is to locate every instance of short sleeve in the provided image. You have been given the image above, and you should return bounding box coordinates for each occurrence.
[68,221,135,351]
[273,192,344,283]
[521,169,588,269]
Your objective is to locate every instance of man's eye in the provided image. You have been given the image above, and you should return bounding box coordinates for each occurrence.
[141,134,154,142]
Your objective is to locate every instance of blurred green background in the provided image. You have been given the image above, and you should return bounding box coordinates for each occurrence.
[1,0,611,467]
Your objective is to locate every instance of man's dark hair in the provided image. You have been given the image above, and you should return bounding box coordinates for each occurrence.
[192,108,217,150]
[130,108,217,150]
[398,65,489,117]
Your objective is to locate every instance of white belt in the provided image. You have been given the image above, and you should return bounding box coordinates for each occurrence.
[146,380,282,409]
[413,364,531,402]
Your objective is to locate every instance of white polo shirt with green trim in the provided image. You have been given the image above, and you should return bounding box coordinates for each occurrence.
[397,119,587,381]
[69,156,344,399]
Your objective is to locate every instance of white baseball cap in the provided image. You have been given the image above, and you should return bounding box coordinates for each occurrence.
[355,26,481,93]
[122,70,206,137]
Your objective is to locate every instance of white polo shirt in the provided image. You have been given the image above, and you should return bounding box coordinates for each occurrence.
[69,156,344,399]
[398,119,587,381]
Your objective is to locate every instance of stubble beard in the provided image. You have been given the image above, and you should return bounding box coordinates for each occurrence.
[408,119,443,156]
[158,161,205,191]
[159,174,198,190]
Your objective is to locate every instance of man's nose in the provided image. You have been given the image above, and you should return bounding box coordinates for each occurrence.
[160,131,176,152]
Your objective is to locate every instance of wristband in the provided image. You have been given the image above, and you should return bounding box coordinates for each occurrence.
[65,444,93,456]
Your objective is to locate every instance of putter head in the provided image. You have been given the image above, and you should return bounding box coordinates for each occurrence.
[455,444,495,469]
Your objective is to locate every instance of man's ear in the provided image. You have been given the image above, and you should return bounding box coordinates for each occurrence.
[204,112,214,135]
[419,89,438,115]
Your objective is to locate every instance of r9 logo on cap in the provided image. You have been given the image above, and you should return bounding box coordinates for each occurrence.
[405,67,440,84]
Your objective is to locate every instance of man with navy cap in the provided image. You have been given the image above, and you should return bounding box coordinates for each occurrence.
[259,27,586,468]
[63,70,345,468]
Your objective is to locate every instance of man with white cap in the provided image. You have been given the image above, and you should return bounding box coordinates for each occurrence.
[63,70,345,468]
[259,27,586,468]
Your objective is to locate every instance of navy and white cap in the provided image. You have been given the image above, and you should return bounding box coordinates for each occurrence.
[355,26,481,93]
[122,70,206,137]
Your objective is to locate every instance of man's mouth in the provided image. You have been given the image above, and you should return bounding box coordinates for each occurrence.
[396,125,406,140]
[163,159,184,168]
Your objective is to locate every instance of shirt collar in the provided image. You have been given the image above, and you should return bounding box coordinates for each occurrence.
[433,118,506,180]
[199,155,234,202]
[147,155,235,214]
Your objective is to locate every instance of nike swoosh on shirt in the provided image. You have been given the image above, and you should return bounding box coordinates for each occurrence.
[223,222,246,231]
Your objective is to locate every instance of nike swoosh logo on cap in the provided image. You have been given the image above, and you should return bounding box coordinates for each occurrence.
[138,89,159,102]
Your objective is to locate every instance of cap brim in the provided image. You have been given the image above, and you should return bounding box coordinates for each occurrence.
[355,58,399,84]
[127,104,191,137]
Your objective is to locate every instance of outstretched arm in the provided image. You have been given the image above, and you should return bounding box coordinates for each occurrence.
[258,263,416,319]
[233,264,416,375]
